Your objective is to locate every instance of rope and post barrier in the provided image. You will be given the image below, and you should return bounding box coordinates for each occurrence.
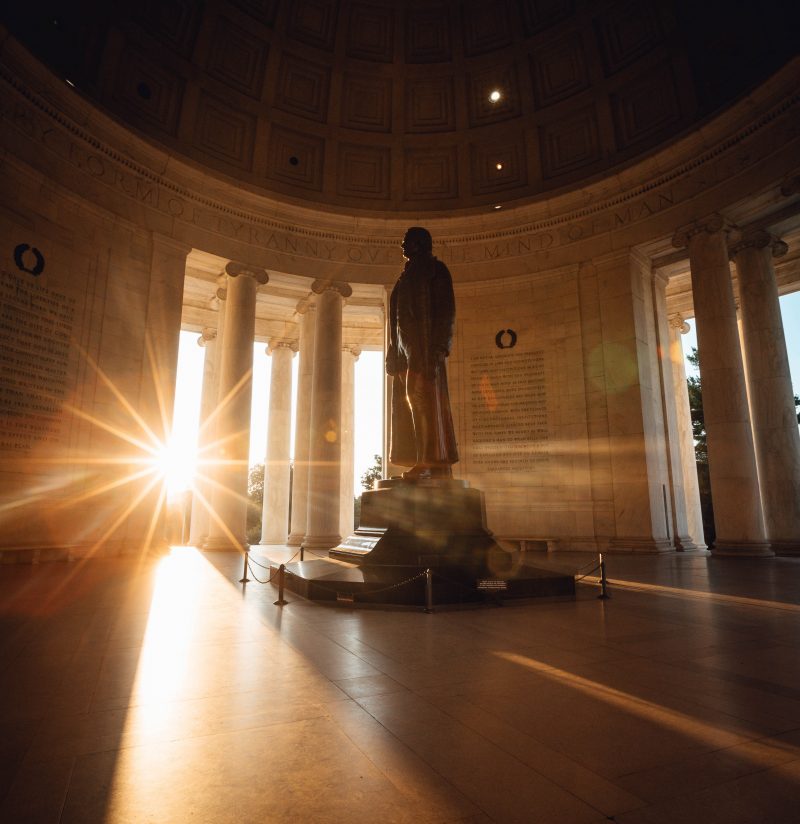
[239,546,250,584]
[273,563,289,606]
[424,568,434,613]
[598,552,610,600]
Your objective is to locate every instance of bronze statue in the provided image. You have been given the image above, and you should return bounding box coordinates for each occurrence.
[386,227,459,480]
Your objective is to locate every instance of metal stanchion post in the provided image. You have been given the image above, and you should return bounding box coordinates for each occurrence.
[300,545,304,562]
[424,568,434,613]
[598,552,610,600]
[273,563,289,606]
[239,546,250,584]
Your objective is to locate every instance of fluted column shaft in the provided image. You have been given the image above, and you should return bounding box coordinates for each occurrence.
[303,280,352,551]
[204,263,267,551]
[259,341,296,545]
[189,327,219,545]
[339,345,360,538]
[732,232,800,554]
[667,315,706,547]
[673,218,770,556]
[287,303,316,545]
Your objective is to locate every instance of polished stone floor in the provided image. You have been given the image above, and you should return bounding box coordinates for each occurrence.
[1,546,799,823]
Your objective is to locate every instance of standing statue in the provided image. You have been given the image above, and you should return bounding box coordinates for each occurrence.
[386,227,459,480]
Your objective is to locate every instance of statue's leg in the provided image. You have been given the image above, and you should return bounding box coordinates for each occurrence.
[403,370,431,479]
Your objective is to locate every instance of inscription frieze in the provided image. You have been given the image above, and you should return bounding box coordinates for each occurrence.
[2,68,798,269]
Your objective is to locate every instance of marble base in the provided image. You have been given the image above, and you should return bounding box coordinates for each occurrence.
[710,540,774,557]
[770,541,800,557]
[280,478,575,607]
[203,537,247,552]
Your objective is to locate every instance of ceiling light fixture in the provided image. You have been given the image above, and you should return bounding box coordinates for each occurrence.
[489,89,502,103]
[495,162,503,170]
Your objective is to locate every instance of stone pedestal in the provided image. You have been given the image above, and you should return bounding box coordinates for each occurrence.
[279,478,575,606]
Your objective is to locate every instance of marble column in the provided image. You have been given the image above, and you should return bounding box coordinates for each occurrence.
[673,216,770,556]
[287,300,316,546]
[142,234,190,549]
[339,344,360,539]
[667,314,706,548]
[188,326,219,546]
[731,230,800,555]
[203,262,268,551]
[259,339,297,545]
[303,280,352,552]
[651,269,699,551]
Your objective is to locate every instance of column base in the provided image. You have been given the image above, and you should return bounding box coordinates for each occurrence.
[203,536,248,552]
[302,534,342,552]
[710,540,773,557]
[674,535,707,551]
[258,535,288,546]
[768,540,800,557]
[286,533,304,546]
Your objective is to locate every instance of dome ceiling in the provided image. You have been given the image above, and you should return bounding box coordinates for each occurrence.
[3,0,797,214]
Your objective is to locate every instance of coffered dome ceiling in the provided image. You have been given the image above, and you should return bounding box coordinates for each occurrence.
[4,0,797,214]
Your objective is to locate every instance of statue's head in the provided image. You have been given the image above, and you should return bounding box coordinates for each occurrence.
[402,227,433,259]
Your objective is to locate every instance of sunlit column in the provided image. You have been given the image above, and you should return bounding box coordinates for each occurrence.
[651,268,699,551]
[673,216,770,556]
[287,300,315,546]
[667,314,706,548]
[339,344,360,538]
[731,230,800,555]
[204,263,268,551]
[303,280,352,552]
[188,327,218,546]
[258,339,297,545]
[142,234,190,549]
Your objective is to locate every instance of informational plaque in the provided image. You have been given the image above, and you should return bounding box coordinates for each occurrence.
[0,268,76,453]
[469,350,549,471]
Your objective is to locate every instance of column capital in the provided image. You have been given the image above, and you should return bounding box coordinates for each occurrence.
[343,344,362,359]
[198,327,217,347]
[729,229,788,260]
[225,261,269,285]
[668,313,690,334]
[671,214,730,249]
[267,338,299,355]
[312,279,352,299]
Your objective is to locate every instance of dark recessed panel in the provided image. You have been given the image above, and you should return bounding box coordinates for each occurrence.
[462,0,513,57]
[111,45,185,135]
[404,147,459,199]
[285,0,339,51]
[595,1,664,76]
[193,93,256,169]
[611,62,682,149]
[530,31,590,109]
[206,17,269,99]
[346,3,395,62]
[405,77,456,133]
[467,63,521,127]
[228,0,280,27]
[337,144,391,198]
[539,106,601,178]
[518,0,574,37]
[405,7,452,64]
[341,74,392,132]
[273,53,331,122]
[266,125,325,190]
[134,0,201,58]
[471,137,528,194]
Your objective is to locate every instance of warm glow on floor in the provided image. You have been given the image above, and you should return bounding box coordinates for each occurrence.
[494,651,800,773]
